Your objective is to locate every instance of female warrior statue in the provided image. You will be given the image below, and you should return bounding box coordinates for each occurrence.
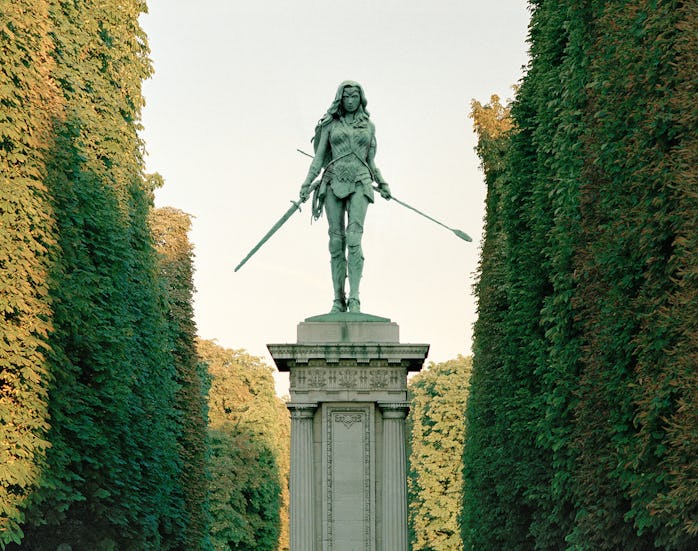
[299,81,391,313]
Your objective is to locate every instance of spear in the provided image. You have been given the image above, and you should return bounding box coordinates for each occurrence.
[387,193,472,242]
[297,149,472,243]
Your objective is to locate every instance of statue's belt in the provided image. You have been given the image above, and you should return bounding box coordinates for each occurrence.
[323,152,374,182]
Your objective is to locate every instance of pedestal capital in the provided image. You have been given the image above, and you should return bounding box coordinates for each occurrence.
[287,402,318,419]
[378,401,410,419]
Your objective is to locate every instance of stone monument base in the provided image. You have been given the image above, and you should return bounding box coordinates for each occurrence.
[269,313,428,551]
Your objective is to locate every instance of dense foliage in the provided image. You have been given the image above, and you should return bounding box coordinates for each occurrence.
[197,339,290,551]
[0,2,207,548]
[463,1,697,549]
[1,3,295,548]
[152,206,212,550]
[407,356,472,551]
[1,0,60,544]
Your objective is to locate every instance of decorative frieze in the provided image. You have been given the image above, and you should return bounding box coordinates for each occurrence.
[290,366,407,392]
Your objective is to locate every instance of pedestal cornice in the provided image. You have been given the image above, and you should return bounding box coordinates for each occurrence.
[267,343,429,372]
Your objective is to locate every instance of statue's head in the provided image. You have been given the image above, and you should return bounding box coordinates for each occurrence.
[329,80,369,119]
[313,81,371,154]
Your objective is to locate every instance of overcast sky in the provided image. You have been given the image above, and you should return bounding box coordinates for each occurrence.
[139,0,531,395]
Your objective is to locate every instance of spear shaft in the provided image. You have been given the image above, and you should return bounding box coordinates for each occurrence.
[234,153,473,272]
[386,193,472,242]
[235,155,330,271]
[297,148,472,243]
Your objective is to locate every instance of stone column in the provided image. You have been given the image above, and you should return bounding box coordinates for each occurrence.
[288,402,317,551]
[378,402,410,551]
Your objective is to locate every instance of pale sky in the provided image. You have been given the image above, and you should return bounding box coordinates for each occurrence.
[139,0,530,395]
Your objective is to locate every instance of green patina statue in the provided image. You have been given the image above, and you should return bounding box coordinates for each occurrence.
[299,81,391,314]
[233,82,471,311]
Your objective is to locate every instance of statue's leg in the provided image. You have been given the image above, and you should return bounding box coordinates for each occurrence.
[346,191,369,313]
[325,189,347,312]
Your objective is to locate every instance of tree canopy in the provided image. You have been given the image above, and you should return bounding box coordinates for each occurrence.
[1,4,293,548]
[198,340,290,551]
[0,3,207,548]
[408,356,472,551]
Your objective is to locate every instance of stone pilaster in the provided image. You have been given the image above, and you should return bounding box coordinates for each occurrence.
[378,401,410,551]
[288,402,317,551]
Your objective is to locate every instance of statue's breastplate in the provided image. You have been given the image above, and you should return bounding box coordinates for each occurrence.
[328,120,372,161]
[325,121,372,199]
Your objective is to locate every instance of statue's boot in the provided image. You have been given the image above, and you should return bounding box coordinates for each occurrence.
[329,232,347,313]
[346,231,363,313]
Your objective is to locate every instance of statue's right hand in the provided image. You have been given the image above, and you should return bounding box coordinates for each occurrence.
[299,182,311,201]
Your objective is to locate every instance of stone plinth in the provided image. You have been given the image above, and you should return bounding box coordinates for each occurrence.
[298,312,398,343]
[268,313,428,551]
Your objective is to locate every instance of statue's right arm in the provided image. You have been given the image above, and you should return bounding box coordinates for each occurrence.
[300,125,329,200]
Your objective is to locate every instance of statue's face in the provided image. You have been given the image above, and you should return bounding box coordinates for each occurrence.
[342,87,361,114]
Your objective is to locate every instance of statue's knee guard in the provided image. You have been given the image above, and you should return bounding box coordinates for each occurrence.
[328,233,345,258]
[346,232,364,266]
[346,231,362,249]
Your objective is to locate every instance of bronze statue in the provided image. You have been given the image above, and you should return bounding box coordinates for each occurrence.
[233,82,472,312]
[299,81,391,313]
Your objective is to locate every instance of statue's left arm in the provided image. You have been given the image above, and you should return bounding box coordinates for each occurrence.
[368,128,391,200]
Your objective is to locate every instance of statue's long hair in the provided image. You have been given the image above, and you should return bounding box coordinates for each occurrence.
[311,81,370,167]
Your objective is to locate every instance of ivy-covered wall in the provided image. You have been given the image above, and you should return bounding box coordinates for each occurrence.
[1,2,206,548]
[463,1,697,549]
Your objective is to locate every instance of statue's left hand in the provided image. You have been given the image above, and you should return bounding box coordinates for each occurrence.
[378,182,391,200]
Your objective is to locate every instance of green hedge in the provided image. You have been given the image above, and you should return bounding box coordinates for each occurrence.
[463,1,698,549]
[1,2,204,548]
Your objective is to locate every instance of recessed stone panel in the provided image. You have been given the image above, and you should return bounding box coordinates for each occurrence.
[323,404,375,551]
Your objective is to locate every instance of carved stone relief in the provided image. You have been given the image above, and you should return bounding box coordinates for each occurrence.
[290,366,407,392]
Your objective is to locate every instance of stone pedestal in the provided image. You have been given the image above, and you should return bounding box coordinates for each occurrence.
[269,313,428,551]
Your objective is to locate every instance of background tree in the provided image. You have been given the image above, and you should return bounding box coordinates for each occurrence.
[408,356,472,551]
[152,205,212,550]
[198,339,290,551]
